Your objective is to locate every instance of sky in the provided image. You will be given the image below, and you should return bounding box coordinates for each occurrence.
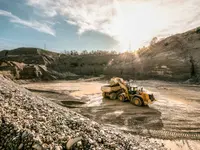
[0,0,200,52]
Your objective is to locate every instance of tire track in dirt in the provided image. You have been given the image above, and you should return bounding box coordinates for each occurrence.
[23,80,200,141]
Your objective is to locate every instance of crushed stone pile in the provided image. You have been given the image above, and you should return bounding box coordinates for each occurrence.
[0,75,166,150]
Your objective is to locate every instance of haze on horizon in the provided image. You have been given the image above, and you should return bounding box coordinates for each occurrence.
[0,0,200,52]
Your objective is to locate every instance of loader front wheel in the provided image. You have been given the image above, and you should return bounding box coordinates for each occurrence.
[118,93,125,102]
[109,93,117,100]
[131,97,142,106]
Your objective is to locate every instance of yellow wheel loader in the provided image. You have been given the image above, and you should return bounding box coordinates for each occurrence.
[101,77,156,106]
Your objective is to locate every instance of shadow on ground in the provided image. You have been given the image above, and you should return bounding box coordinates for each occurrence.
[63,98,163,131]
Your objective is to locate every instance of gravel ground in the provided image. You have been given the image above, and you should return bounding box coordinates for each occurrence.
[0,75,166,150]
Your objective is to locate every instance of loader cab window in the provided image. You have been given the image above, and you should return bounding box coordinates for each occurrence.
[131,87,137,91]
[129,86,137,94]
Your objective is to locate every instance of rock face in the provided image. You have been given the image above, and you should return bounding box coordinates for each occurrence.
[1,27,200,82]
[137,28,200,81]
[20,65,42,79]
[0,75,166,149]
[0,48,78,80]
[48,27,200,81]
[0,61,24,79]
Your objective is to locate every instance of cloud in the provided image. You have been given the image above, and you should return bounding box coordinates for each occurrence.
[45,20,60,26]
[0,9,55,36]
[65,20,77,26]
[27,0,117,35]
[27,0,200,50]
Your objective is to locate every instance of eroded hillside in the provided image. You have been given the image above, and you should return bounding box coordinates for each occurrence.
[0,27,200,82]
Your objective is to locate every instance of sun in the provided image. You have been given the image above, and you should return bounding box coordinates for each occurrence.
[111,0,168,51]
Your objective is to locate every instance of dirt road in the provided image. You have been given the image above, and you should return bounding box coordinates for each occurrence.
[22,79,200,150]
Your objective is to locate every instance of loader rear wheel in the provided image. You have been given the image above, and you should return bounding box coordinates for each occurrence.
[131,97,142,106]
[102,92,106,98]
[109,93,117,100]
[118,94,125,102]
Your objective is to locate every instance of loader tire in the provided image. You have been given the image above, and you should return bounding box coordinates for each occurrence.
[131,97,142,106]
[102,92,106,98]
[118,93,126,102]
[109,93,117,100]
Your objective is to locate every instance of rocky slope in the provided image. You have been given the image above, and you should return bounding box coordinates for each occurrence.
[0,27,200,81]
[0,75,166,149]
[137,27,200,81]
[102,27,200,81]
[49,27,200,82]
[0,48,78,80]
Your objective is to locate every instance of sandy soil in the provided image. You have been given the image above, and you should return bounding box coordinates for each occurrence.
[22,79,200,150]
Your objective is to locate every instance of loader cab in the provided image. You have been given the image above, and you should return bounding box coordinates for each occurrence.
[128,86,138,95]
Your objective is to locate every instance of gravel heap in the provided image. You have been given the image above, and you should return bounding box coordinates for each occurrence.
[0,75,166,150]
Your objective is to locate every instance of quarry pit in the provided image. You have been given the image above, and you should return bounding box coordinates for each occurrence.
[22,79,200,150]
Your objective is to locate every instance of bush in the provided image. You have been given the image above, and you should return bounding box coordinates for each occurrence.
[196,27,200,34]
[164,42,169,46]
[70,62,79,67]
